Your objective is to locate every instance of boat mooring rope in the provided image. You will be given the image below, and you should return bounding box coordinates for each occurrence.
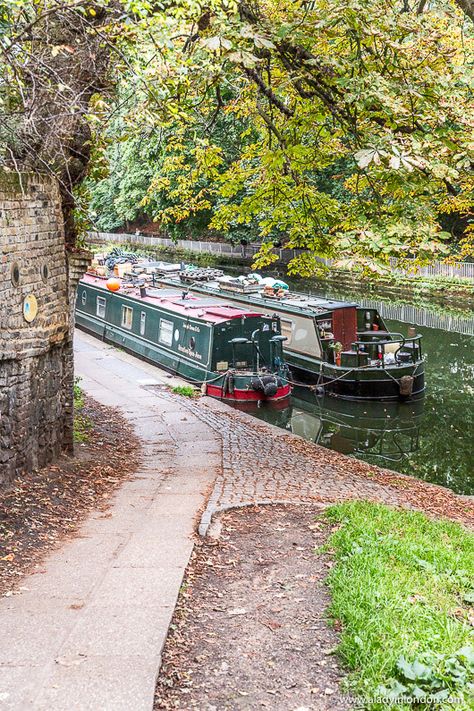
[280,358,422,393]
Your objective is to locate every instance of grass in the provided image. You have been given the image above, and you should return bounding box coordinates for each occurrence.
[322,501,474,710]
[171,385,198,398]
[73,377,92,442]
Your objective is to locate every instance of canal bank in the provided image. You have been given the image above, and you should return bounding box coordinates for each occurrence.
[82,243,474,496]
[1,331,471,710]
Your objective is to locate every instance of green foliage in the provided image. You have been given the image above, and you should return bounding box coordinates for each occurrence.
[82,0,473,275]
[323,501,474,709]
[85,84,261,241]
[171,385,198,397]
[73,377,91,443]
[3,1,473,273]
[73,377,84,410]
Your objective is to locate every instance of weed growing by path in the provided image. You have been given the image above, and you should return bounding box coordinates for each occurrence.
[73,377,91,442]
[323,501,474,710]
[171,385,198,398]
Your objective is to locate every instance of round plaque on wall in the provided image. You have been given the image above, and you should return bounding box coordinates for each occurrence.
[23,294,38,323]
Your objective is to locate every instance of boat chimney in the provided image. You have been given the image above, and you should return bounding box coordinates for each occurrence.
[407,326,416,338]
[140,285,147,298]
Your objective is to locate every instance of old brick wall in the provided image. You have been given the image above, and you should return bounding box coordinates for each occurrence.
[0,172,85,486]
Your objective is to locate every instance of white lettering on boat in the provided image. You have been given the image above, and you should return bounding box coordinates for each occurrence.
[177,345,203,360]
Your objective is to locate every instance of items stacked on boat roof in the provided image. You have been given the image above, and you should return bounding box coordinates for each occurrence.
[82,251,426,402]
[75,272,292,403]
[179,266,224,282]
[87,248,181,280]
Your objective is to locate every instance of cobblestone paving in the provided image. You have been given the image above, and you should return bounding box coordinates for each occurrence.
[175,397,474,536]
[177,398,402,535]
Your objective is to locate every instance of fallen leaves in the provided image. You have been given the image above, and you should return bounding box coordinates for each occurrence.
[260,618,282,632]
[154,505,348,710]
[0,397,140,595]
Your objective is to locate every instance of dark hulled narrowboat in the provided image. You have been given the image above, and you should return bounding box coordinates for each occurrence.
[75,275,291,402]
[152,271,425,401]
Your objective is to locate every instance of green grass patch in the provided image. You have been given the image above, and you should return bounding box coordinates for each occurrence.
[323,501,474,710]
[171,385,198,398]
[73,377,91,443]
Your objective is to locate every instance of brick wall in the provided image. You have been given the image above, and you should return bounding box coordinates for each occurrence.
[0,172,88,486]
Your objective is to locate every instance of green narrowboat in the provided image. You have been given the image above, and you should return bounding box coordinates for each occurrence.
[152,271,425,401]
[75,275,291,402]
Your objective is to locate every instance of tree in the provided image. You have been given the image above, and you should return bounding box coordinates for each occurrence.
[118,0,473,274]
[2,1,473,273]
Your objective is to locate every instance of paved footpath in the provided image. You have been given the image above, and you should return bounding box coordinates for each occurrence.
[1,331,472,711]
[0,331,221,711]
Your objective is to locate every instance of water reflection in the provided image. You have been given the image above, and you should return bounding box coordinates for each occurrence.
[249,394,424,464]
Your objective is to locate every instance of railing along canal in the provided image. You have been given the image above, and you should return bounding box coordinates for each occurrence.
[353,299,474,338]
[88,231,474,280]
[87,232,474,337]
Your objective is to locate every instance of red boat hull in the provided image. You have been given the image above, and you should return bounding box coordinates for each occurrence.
[206,383,291,402]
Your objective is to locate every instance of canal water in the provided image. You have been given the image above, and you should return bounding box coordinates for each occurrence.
[234,279,474,496]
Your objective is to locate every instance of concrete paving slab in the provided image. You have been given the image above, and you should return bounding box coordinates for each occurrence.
[34,654,159,711]
[86,566,185,606]
[0,607,79,664]
[0,666,51,711]
[57,603,170,657]
[0,330,221,710]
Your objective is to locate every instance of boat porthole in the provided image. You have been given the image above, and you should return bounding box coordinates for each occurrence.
[174,329,180,342]
[11,262,20,287]
[81,290,87,306]
[190,336,196,350]
[41,264,49,282]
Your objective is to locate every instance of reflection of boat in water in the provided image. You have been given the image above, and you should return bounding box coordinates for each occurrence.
[246,391,424,464]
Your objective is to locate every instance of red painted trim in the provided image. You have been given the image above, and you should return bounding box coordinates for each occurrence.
[206,383,291,402]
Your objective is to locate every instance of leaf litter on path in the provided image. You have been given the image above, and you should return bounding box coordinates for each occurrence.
[154,505,352,710]
[0,397,140,595]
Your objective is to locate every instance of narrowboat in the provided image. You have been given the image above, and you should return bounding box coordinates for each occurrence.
[150,270,425,401]
[75,275,291,403]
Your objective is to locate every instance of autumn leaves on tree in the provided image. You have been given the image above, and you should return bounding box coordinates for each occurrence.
[1,1,473,271]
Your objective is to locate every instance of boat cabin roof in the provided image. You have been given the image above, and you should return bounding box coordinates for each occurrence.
[80,274,264,324]
[191,280,359,316]
[283,295,359,313]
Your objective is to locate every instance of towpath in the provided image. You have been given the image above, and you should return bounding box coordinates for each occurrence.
[0,331,221,711]
[1,331,472,711]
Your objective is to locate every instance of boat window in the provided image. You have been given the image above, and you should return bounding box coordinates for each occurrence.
[121,305,133,330]
[96,296,106,318]
[81,291,87,306]
[189,336,196,351]
[140,311,146,336]
[280,319,293,345]
[316,318,333,340]
[159,318,173,347]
